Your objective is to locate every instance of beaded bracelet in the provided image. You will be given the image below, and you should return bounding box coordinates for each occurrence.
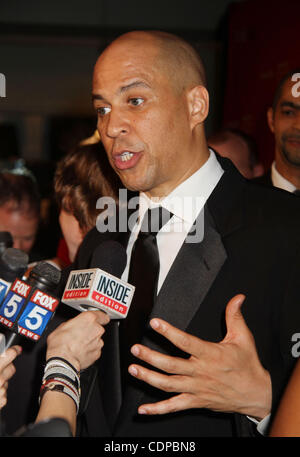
[39,357,81,414]
[39,379,80,413]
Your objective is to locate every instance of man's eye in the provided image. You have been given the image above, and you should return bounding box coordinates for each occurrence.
[129,97,144,106]
[97,106,111,116]
[282,109,295,116]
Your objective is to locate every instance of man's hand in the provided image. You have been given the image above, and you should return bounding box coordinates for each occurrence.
[46,310,110,371]
[128,294,272,420]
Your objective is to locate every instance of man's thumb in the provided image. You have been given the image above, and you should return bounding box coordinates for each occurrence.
[224,294,249,342]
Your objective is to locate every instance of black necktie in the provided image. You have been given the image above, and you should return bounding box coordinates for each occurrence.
[119,206,172,390]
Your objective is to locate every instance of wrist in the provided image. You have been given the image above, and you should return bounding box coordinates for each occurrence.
[242,369,272,420]
[46,350,81,372]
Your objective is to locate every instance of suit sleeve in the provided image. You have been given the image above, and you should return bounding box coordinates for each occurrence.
[270,245,300,421]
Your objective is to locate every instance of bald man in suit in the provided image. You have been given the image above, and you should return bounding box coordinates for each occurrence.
[70,31,300,437]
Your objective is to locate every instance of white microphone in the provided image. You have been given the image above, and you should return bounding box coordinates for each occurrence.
[62,241,135,319]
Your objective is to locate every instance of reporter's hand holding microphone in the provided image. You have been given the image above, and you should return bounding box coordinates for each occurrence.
[31,240,130,436]
[0,335,22,410]
[0,240,129,435]
[35,309,110,436]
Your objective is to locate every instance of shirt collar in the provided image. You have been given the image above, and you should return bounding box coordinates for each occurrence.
[138,149,224,225]
[271,161,296,193]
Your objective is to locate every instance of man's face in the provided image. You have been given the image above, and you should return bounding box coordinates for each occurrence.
[0,203,38,253]
[92,39,197,198]
[268,78,300,167]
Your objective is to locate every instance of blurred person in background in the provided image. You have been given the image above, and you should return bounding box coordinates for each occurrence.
[269,358,300,437]
[208,128,264,179]
[53,139,121,266]
[0,166,41,262]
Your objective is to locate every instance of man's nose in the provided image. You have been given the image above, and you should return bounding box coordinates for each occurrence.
[13,238,22,250]
[105,109,129,138]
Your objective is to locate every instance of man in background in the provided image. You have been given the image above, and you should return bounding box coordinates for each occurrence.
[254,70,300,194]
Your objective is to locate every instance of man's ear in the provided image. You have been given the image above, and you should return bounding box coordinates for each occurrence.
[187,85,209,129]
[267,107,275,133]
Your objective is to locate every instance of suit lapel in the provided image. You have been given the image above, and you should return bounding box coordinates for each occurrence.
[149,209,227,334]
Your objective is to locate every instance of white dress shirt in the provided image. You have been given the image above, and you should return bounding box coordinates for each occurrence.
[271,162,297,193]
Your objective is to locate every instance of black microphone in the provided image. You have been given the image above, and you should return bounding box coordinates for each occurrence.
[0,248,29,303]
[0,232,13,256]
[0,261,61,350]
[0,248,29,353]
[90,240,128,277]
[62,241,134,318]
[14,417,72,437]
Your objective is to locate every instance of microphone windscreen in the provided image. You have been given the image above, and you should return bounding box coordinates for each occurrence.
[90,241,127,279]
[0,248,29,281]
[30,261,61,289]
[1,248,28,271]
[0,231,13,249]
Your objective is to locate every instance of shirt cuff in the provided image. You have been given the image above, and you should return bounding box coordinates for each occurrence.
[247,414,271,435]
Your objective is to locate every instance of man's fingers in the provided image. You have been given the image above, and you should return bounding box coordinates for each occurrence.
[222,294,254,344]
[149,318,210,357]
[128,363,188,393]
[131,344,193,375]
[138,393,193,415]
[224,294,246,326]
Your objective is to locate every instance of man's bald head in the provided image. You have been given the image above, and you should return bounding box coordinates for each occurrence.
[98,30,206,94]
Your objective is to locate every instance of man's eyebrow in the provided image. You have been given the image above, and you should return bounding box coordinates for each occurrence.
[119,80,151,93]
[92,80,151,102]
[92,93,105,102]
[280,101,300,111]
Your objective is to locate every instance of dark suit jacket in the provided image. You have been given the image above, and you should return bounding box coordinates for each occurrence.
[71,156,300,437]
[251,170,273,187]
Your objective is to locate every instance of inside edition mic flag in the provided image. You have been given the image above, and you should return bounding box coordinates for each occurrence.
[62,241,135,319]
